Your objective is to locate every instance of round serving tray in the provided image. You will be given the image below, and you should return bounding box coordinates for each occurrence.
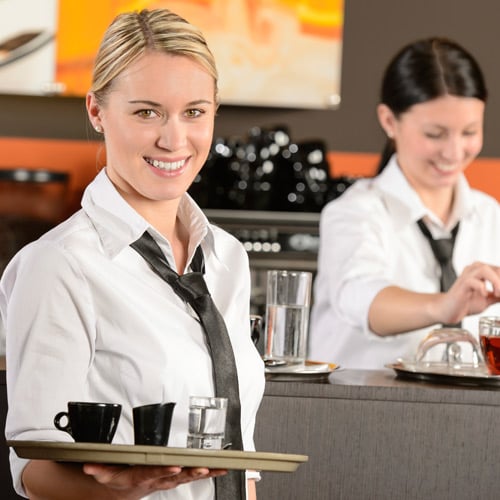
[386,361,500,388]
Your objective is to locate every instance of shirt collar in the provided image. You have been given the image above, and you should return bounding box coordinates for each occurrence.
[375,155,476,231]
[81,169,220,267]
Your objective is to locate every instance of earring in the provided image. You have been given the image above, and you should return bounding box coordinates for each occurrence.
[95,125,103,133]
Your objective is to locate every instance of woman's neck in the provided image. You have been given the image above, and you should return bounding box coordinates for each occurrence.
[418,186,455,224]
[129,198,190,272]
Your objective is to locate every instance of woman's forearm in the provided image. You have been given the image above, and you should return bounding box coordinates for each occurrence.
[368,286,441,336]
[23,460,221,500]
[247,478,257,500]
[23,461,117,500]
[369,261,500,337]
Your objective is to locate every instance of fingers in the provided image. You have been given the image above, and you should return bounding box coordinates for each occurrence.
[480,266,500,297]
[83,463,182,483]
[457,262,500,297]
[150,467,227,490]
[146,467,209,490]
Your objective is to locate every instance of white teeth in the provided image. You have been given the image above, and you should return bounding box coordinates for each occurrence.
[435,164,457,172]
[146,158,186,171]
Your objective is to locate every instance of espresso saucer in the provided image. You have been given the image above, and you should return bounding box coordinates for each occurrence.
[265,360,338,382]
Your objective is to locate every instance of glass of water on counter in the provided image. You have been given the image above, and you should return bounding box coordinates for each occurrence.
[264,269,312,367]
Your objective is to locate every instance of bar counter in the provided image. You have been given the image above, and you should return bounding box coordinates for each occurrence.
[2,361,500,499]
[254,368,500,500]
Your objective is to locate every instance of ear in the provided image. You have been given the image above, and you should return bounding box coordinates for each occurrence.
[377,103,396,139]
[86,92,103,132]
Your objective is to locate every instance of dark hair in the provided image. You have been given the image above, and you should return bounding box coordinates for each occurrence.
[377,37,487,173]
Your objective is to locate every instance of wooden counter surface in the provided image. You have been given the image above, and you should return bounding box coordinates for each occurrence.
[265,367,500,405]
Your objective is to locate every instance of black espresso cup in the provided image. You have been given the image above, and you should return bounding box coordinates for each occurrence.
[133,402,176,446]
[54,401,122,443]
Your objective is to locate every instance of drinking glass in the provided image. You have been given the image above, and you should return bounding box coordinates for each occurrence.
[264,269,312,366]
[186,396,227,450]
[479,316,500,375]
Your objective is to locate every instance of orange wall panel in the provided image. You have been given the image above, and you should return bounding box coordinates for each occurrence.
[1,138,500,205]
[0,137,103,193]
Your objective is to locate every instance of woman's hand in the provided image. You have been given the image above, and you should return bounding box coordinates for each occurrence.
[369,262,500,336]
[83,463,227,499]
[23,460,226,500]
[434,261,500,324]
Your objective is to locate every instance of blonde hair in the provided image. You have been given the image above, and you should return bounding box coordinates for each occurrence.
[90,9,218,104]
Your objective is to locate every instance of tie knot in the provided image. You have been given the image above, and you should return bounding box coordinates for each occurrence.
[417,219,458,264]
[175,272,210,301]
[431,237,454,264]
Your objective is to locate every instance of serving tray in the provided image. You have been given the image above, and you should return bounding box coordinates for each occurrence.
[386,360,500,388]
[7,440,308,472]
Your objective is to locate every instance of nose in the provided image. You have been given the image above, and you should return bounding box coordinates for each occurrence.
[156,118,187,151]
[440,135,466,163]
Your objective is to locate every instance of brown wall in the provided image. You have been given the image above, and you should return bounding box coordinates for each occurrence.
[1,1,499,156]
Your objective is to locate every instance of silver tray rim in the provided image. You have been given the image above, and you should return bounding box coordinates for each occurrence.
[386,361,500,388]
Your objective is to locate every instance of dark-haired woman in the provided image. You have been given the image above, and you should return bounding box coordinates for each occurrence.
[309,37,500,369]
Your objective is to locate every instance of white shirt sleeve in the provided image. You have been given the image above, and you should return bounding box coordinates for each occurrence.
[316,184,394,336]
[0,316,5,356]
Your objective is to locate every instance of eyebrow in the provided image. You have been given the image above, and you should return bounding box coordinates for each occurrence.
[128,99,213,106]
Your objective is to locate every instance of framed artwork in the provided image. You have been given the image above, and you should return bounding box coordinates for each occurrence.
[0,0,344,109]
[0,0,58,95]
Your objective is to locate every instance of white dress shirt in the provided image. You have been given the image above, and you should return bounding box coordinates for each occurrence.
[1,169,265,499]
[309,156,500,369]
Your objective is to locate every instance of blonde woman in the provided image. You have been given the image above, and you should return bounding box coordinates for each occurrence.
[2,9,264,499]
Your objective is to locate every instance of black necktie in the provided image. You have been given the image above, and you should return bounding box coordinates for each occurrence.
[130,231,245,499]
[417,219,460,327]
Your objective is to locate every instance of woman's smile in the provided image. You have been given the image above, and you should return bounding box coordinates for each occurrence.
[144,156,188,172]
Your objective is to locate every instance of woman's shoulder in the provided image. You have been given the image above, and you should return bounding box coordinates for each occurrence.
[322,178,386,217]
[3,211,94,276]
[465,188,500,226]
[469,187,500,206]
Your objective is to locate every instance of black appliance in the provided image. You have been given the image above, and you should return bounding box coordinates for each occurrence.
[203,208,321,316]
[189,125,355,213]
